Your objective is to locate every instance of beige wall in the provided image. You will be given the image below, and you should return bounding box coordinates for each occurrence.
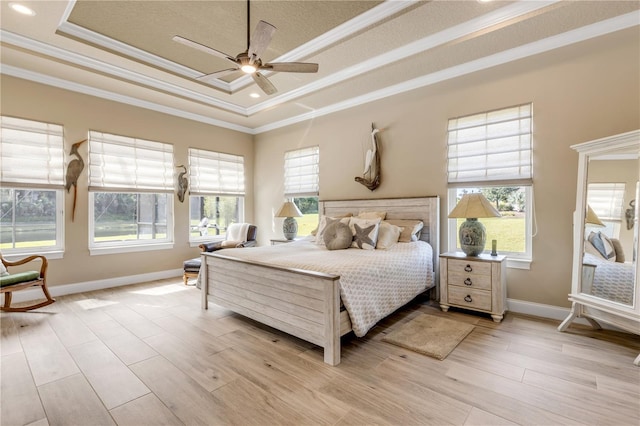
[0,76,254,287]
[254,28,640,307]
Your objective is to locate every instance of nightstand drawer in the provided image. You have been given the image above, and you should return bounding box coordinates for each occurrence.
[447,272,492,290]
[448,259,492,276]
[448,286,491,311]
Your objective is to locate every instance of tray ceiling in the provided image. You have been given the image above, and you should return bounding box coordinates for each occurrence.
[1,0,638,134]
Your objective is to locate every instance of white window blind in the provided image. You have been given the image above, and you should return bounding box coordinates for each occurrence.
[448,103,532,186]
[88,131,174,193]
[588,183,625,221]
[0,116,65,188]
[188,148,245,196]
[284,146,319,197]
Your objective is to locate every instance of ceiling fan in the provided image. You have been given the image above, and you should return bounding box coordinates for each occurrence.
[173,0,319,95]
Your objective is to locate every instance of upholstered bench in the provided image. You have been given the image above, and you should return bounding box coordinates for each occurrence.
[183,224,257,285]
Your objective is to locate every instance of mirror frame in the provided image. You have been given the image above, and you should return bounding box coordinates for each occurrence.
[571,130,640,315]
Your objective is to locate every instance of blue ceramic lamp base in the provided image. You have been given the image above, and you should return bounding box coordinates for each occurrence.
[459,218,486,256]
[283,217,298,240]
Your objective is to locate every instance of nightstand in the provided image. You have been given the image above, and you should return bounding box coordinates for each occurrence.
[439,252,507,322]
[270,238,298,245]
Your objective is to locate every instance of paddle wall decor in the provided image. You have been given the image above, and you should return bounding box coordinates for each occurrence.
[355,123,383,191]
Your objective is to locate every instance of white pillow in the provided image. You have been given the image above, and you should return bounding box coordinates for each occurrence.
[315,216,351,245]
[375,222,402,250]
[349,217,381,250]
[0,261,8,277]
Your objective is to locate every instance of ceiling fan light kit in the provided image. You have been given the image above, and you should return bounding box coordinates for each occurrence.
[173,0,318,95]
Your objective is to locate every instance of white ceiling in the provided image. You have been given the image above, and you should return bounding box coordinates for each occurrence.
[1,1,639,134]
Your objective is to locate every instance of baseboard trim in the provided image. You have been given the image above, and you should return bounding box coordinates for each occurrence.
[508,298,593,327]
[0,276,597,329]
[2,269,183,304]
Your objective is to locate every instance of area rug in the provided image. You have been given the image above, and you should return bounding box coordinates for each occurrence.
[382,314,475,360]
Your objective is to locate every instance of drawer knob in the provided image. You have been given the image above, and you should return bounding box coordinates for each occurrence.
[464,295,473,303]
[464,278,472,286]
[464,264,473,272]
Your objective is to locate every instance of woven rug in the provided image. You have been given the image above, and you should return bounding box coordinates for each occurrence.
[382,314,475,360]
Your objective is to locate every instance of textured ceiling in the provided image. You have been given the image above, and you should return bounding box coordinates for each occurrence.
[1,0,639,134]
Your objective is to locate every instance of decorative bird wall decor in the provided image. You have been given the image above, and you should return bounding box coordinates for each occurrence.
[176,165,188,203]
[65,139,86,222]
[355,123,383,191]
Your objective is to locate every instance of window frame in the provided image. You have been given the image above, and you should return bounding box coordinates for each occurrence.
[188,195,245,244]
[0,187,65,259]
[446,103,533,269]
[447,186,532,269]
[87,131,175,255]
[187,148,246,244]
[587,182,625,239]
[0,116,66,258]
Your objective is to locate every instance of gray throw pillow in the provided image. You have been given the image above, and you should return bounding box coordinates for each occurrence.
[323,222,352,250]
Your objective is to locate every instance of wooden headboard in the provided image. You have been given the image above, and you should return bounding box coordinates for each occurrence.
[319,196,440,284]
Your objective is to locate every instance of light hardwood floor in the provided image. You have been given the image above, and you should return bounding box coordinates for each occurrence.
[1,278,639,426]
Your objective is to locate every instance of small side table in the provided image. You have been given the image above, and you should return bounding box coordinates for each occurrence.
[439,252,507,322]
[270,238,298,245]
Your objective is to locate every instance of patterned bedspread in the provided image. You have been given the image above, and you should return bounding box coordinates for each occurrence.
[584,253,634,305]
[213,238,434,337]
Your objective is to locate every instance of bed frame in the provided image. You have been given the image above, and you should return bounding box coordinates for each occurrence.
[200,196,440,365]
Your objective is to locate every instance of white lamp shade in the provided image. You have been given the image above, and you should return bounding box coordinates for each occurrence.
[448,193,501,219]
[275,201,303,218]
[586,204,605,227]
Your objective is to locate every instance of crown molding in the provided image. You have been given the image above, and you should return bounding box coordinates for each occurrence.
[253,12,640,134]
[247,0,560,116]
[0,65,254,134]
[0,29,246,115]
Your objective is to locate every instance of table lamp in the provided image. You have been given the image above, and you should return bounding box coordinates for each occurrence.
[585,204,605,227]
[275,200,303,240]
[449,193,501,256]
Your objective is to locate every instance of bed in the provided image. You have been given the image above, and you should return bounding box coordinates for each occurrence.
[582,253,635,305]
[200,196,440,365]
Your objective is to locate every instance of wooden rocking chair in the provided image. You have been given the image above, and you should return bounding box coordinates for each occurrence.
[0,254,55,312]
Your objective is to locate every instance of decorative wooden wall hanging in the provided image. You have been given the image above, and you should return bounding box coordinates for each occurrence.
[355,123,382,191]
[65,139,86,221]
[176,165,188,203]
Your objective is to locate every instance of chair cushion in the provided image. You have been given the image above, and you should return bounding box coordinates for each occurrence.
[1,271,40,287]
[183,258,201,272]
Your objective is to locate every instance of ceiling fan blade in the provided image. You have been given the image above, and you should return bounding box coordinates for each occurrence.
[252,72,277,95]
[196,68,239,82]
[263,62,319,73]
[248,20,276,63]
[172,35,237,64]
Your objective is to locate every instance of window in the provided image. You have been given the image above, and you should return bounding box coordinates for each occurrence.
[88,131,174,254]
[587,182,625,238]
[284,146,319,236]
[447,103,533,267]
[188,148,244,241]
[0,116,65,257]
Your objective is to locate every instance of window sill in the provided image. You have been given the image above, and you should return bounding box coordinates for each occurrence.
[507,257,531,270]
[2,250,64,262]
[89,242,174,256]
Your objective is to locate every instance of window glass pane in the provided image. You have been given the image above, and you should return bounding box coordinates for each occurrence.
[293,196,318,237]
[0,188,59,250]
[189,195,243,238]
[452,187,528,254]
[93,192,169,243]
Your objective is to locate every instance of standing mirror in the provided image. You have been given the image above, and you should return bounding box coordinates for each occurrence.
[559,130,639,366]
